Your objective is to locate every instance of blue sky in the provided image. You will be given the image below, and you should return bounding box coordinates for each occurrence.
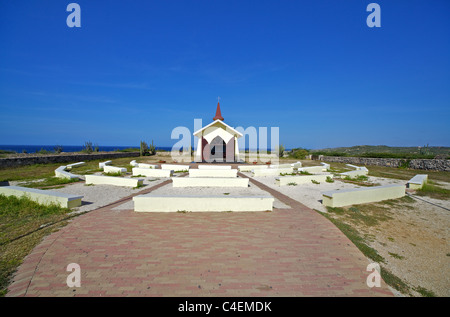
[0,0,449,150]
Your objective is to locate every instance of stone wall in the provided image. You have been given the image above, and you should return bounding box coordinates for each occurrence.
[0,152,140,169]
[315,156,450,172]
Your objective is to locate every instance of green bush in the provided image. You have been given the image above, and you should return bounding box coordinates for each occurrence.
[290,148,309,159]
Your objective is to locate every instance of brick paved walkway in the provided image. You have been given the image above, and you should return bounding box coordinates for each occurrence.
[7,172,393,297]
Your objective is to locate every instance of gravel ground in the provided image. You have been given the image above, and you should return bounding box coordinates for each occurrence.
[113,177,290,210]
[50,176,169,214]
[242,172,408,212]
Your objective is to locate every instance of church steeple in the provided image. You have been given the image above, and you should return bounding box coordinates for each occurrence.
[213,98,224,121]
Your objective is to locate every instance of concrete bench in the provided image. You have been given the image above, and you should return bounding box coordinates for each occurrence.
[407,174,428,189]
[137,163,158,169]
[189,169,238,178]
[297,166,325,174]
[99,160,112,169]
[130,161,157,169]
[198,165,232,170]
[321,184,405,207]
[252,167,293,177]
[172,177,249,188]
[103,165,127,174]
[269,164,292,169]
[340,168,369,178]
[133,195,274,212]
[66,162,85,170]
[0,185,83,208]
[291,161,302,168]
[85,175,144,188]
[276,174,333,186]
[161,164,190,172]
[346,164,367,170]
[238,165,268,172]
[55,166,80,180]
[130,160,139,167]
[321,162,330,171]
[132,167,173,177]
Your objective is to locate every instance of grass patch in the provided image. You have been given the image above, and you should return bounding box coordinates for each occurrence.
[287,182,297,186]
[103,171,124,177]
[311,179,320,184]
[280,172,297,176]
[0,194,72,296]
[380,266,410,295]
[416,183,450,200]
[20,177,79,189]
[414,286,437,297]
[325,176,334,183]
[388,252,405,260]
[320,209,385,264]
[298,171,312,175]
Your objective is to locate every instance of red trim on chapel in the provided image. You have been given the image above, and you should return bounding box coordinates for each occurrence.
[213,102,224,121]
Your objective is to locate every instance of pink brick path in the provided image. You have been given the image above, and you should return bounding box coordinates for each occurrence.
[6,170,393,297]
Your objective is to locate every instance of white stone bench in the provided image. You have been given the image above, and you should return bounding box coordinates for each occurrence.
[133,195,274,212]
[132,167,173,177]
[198,165,232,170]
[407,174,428,189]
[161,164,190,172]
[103,165,127,174]
[269,164,292,169]
[276,174,333,186]
[137,163,158,169]
[172,177,249,188]
[130,161,157,169]
[321,162,330,170]
[340,168,369,178]
[189,169,238,178]
[0,185,83,208]
[85,175,144,188]
[238,165,268,172]
[66,162,85,170]
[321,184,405,207]
[55,166,80,180]
[297,165,325,174]
[252,167,293,177]
[130,160,139,167]
[99,160,112,169]
[291,161,302,168]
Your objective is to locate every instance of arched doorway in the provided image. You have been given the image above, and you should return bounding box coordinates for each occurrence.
[210,136,226,162]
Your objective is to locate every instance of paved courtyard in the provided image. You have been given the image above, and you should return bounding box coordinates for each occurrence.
[6,173,393,297]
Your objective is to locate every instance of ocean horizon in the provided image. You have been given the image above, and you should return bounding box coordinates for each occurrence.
[0,145,284,154]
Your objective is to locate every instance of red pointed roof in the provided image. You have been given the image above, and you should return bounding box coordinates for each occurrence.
[213,101,224,121]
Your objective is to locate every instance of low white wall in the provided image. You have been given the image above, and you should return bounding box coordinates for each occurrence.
[297,166,325,174]
[238,165,268,172]
[132,167,173,177]
[133,195,274,212]
[322,184,405,207]
[161,164,190,172]
[55,166,80,180]
[189,169,237,178]
[99,160,112,168]
[103,165,127,174]
[85,175,143,187]
[0,185,83,208]
[340,169,369,178]
[407,174,428,189]
[198,165,232,170]
[172,177,248,188]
